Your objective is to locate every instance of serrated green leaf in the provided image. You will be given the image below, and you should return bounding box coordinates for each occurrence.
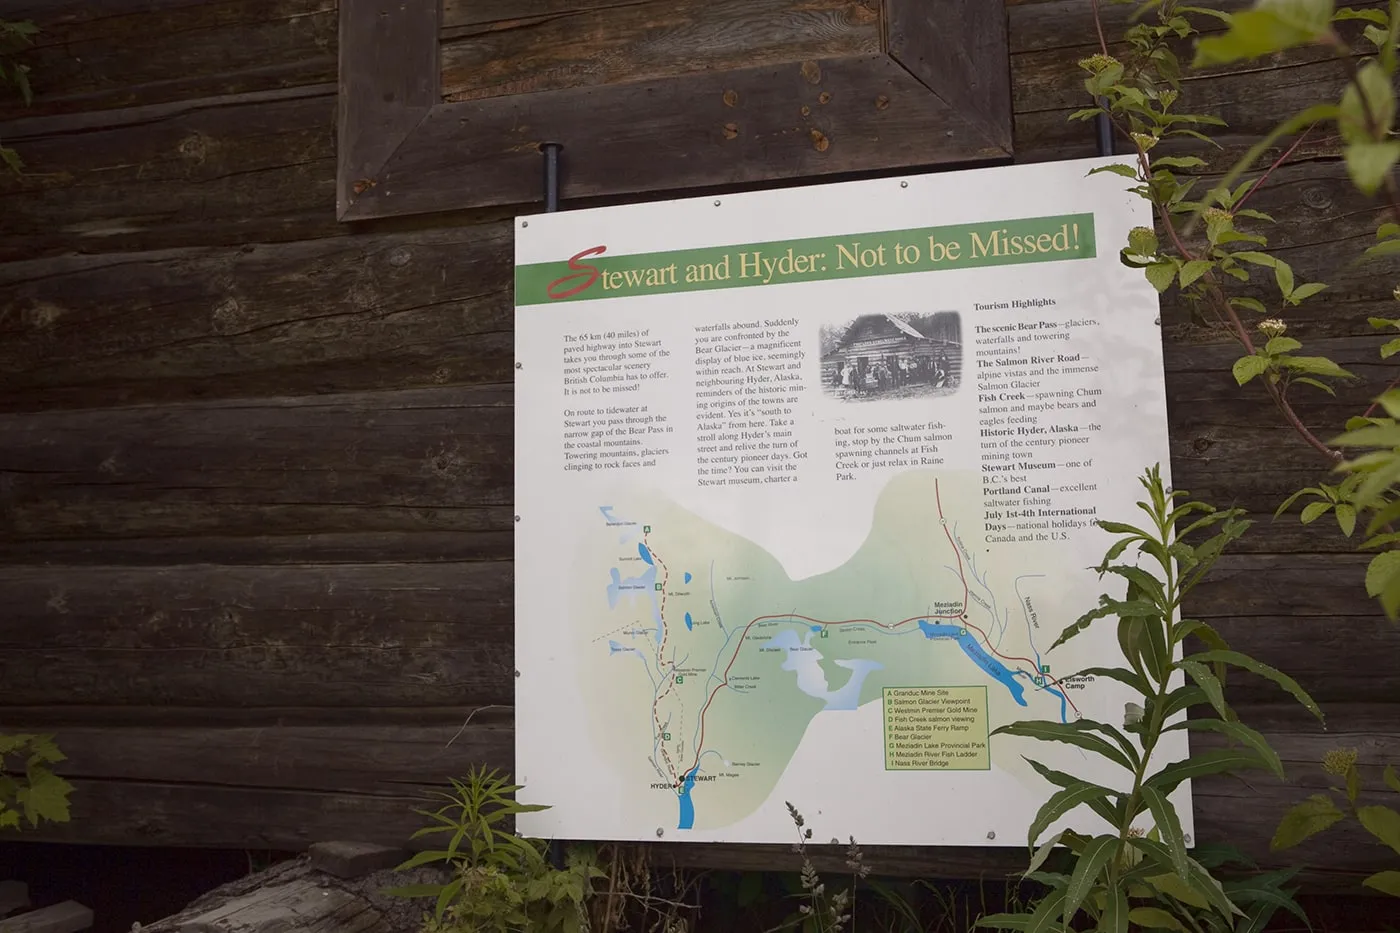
[1145,870,1212,908]
[1266,336,1303,355]
[1064,835,1118,921]
[1179,259,1213,287]
[1362,870,1400,896]
[1279,355,1353,378]
[1189,649,1324,721]
[1346,141,1400,195]
[1148,748,1267,795]
[1336,503,1357,537]
[1274,260,1295,297]
[1358,805,1400,855]
[993,720,1136,772]
[1290,282,1328,302]
[1179,660,1231,719]
[1194,2,1334,66]
[1099,885,1128,933]
[1128,907,1186,931]
[1029,781,1117,848]
[1090,163,1141,179]
[16,768,72,826]
[1233,354,1269,385]
[1146,262,1177,292]
[1231,297,1269,314]
[1366,550,1400,609]
[1300,500,1332,524]
[1142,784,1191,882]
[1271,794,1345,850]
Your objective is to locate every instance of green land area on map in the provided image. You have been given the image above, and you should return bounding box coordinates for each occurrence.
[574,470,1081,832]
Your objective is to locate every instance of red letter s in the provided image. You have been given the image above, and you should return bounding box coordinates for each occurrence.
[546,246,607,300]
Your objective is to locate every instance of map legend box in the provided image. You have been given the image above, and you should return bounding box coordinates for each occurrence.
[882,686,989,770]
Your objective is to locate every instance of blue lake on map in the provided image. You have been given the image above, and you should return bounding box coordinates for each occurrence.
[918,621,1027,705]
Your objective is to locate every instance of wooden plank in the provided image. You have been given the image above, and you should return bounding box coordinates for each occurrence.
[0,379,1376,560]
[0,902,91,933]
[438,0,881,103]
[887,0,1012,151]
[0,562,515,706]
[0,882,28,918]
[336,0,438,221]
[0,226,514,412]
[0,551,1389,708]
[0,84,340,261]
[3,159,1388,413]
[4,710,1393,889]
[176,882,384,933]
[0,0,336,121]
[0,386,512,543]
[342,54,1005,220]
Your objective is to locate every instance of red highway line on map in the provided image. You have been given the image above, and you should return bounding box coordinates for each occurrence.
[658,477,1081,789]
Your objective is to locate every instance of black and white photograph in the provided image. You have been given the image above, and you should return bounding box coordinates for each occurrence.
[818,311,963,401]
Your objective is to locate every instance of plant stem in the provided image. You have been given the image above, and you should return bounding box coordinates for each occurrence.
[1088,2,1344,465]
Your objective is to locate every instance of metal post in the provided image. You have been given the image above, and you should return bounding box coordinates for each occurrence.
[542,142,563,212]
[540,140,564,872]
[1094,100,1114,157]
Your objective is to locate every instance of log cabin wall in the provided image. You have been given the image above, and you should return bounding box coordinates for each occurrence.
[1,0,1398,889]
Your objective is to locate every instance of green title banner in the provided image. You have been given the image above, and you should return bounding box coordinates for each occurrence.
[515,213,1096,306]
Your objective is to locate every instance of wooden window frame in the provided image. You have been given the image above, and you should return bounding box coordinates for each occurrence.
[336,0,1013,222]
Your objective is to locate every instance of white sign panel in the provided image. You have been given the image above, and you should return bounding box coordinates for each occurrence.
[513,157,1186,846]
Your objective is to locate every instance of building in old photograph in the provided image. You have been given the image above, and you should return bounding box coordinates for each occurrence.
[820,312,963,400]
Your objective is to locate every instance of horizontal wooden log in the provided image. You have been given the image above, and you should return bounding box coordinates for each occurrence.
[0,84,341,261]
[0,0,336,121]
[0,552,1390,707]
[343,54,1007,221]
[5,156,1392,411]
[3,705,1394,889]
[0,226,513,411]
[0,386,512,543]
[439,0,881,103]
[0,562,515,706]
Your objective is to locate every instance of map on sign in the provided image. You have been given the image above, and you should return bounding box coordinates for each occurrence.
[513,157,1184,846]
[576,471,1084,833]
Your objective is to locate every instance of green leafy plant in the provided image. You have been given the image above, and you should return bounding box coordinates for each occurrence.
[1273,747,1400,897]
[1075,0,1400,621]
[0,732,73,830]
[388,767,605,933]
[976,466,1318,933]
[0,17,37,173]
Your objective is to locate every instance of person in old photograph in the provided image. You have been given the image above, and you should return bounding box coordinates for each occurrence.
[819,312,962,402]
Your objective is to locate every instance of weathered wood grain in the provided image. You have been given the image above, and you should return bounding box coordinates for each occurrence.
[336,0,438,221]
[0,562,515,706]
[439,0,881,103]
[0,84,340,261]
[0,554,1390,708]
[3,707,1392,889]
[0,226,513,411]
[887,0,1012,152]
[343,54,1005,221]
[0,0,336,121]
[0,386,512,544]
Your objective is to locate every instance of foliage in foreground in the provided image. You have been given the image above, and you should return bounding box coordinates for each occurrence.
[976,467,1318,933]
[0,732,73,830]
[0,17,37,173]
[386,767,603,933]
[1273,747,1400,898]
[1079,0,1400,619]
